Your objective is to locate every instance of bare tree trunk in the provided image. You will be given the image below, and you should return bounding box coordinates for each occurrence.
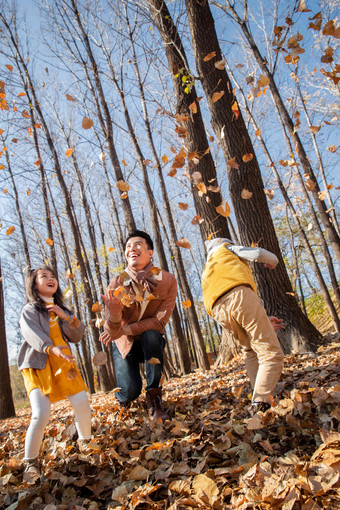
[0,262,16,419]
[184,0,323,352]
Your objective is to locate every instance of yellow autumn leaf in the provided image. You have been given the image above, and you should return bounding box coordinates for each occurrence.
[162,154,168,164]
[326,183,333,190]
[318,190,327,200]
[216,199,230,217]
[17,92,26,97]
[176,237,191,249]
[82,117,93,129]
[241,189,253,199]
[197,182,207,194]
[212,91,225,103]
[116,180,130,192]
[327,145,337,153]
[92,302,103,313]
[6,226,15,235]
[255,129,261,136]
[257,75,270,87]
[203,51,216,62]
[182,300,192,309]
[46,238,54,246]
[66,148,74,157]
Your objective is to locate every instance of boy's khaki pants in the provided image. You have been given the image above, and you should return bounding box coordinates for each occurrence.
[212,285,284,404]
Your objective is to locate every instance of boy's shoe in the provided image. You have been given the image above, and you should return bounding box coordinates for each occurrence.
[250,401,271,416]
[23,458,40,483]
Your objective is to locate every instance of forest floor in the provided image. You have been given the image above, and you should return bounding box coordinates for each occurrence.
[1,336,340,509]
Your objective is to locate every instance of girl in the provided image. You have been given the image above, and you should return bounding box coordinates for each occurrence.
[18,266,91,478]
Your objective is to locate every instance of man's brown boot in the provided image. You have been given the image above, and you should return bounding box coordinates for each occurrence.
[146,388,169,421]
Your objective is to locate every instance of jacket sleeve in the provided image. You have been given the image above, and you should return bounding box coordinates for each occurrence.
[123,276,177,337]
[229,245,278,267]
[19,305,53,353]
[60,313,85,343]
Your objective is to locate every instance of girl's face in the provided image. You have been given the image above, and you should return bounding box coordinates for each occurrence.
[34,269,58,298]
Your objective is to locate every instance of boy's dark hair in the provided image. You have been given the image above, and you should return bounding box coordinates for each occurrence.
[25,266,65,311]
[124,230,154,250]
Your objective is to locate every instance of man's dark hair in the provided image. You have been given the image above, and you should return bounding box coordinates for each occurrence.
[124,230,154,250]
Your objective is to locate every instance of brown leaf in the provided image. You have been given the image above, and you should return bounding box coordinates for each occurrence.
[116,180,129,192]
[82,117,93,129]
[212,91,225,103]
[92,302,103,313]
[176,237,191,249]
[69,316,81,329]
[264,189,274,200]
[179,203,189,210]
[189,101,197,114]
[241,189,253,199]
[6,226,15,236]
[203,51,216,62]
[242,153,253,162]
[309,125,321,134]
[5,64,13,72]
[327,145,338,153]
[34,158,41,167]
[66,94,76,101]
[214,59,226,70]
[162,154,168,164]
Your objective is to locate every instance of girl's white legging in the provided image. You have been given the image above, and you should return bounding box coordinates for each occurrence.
[25,388,91,460]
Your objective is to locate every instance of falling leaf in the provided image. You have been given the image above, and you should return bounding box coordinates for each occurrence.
[176,237,191,249]
[151,267,162,275]
[162,154,168,164]
[34,158,41,167]
[108,246,115,252]
[209,136,214,142]
[197,182,207,194]
[264,189,274,200]
[82,117,93,129]
[304,176,316,191]
[143,159,152,165]
[147,357,161,365]
[203,51,216,62]
[192,214,203,225]
[212,91,225,103]
[214,59,226,70]
[318,190,327,200]
[189,101,197,114]
[327,145,338,153]
[297,0,311,11]
[5,64,13,72]
[0,164,5,170]
[242,153,253,162]
[226,157,239,169]
[241,189,253,199]
[22,110,30,118]
[6,226,15,235]
[46,238,54,246]
[26,189,31,196]
[17,92,26,97]
[232,101,240,119]
[255,129,261,136]
[257,75,270,87]
[309,125,321,134]
[65,270,75,279]
[175,125,188,138]
[92,351,107,367]
[64,290,73,299]
[182,300,191,309]
[66,94,76,101]
[92,302,103,313]
[216,199,231,217]
[12,138,18,143]
[116,180,130,192]
[179,203,189,210]
[3,188,8,194]
[66,148,74,157]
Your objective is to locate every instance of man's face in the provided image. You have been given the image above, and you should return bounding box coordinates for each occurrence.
[125,236,153,271]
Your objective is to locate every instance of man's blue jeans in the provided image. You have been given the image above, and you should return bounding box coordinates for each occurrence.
[112,330,165,403]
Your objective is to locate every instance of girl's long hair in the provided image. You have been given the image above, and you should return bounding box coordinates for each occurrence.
[25,266,65,311]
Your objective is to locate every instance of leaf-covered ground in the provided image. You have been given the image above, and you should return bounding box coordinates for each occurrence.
[1,341,340,509]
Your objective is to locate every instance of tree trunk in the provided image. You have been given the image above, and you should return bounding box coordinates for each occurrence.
[0,262,16,419]
[185,0,322,353]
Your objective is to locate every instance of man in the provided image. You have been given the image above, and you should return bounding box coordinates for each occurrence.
[100,230,177,420]
[201,238,284,415]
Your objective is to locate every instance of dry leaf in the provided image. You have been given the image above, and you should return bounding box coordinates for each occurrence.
[66,148,74,157]
[214,59,226,70]
[241,189,253,199]
[151,267,162,275]
[66,94,76,101]
[189,101,197,114]
[92,302,103,313]
[203,51,216,62]
[182,300,191,309]
[6,226,15,236]
[176,237,191,249]
[69,316,81,328]
[46,238,54,246]
[82,117,93,129]
[216,199,231,217]
[212,91,225,103]
[108,247,115,252]
[120,192,128,199]
[242,153,253,162]
[179,203,189,210]
[116,180,130,192]
[309,125,321,134]
[264,189,274,200]
[162,154,168,164]
[197,182,207,194]
[93,351,108,366]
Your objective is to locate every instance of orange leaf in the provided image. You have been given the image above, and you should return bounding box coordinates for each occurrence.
[66,148,74,157]
[27,127,31,135]
[17,92,26,97]
[241,189,253,199]
[116,180,129,192]
[34,124,41,128]
[179,203,189,210]
[12,138,18,143]
[212,91,225,103]
[3,188,8,193]
[162,154,168,164]
[176,237,191,249]
[231,101,240,119]
[182,300,191,309]
[209,136,214,142]
[26,188,31,196]
[151,267,162,275]
[22,110,30,118]
[309,125,321,134]
[226,157,239,169]
[6,226,15,235]
[34,158,41,167]
[66,94,76,101]
[0,129,3,135]
[191,214,202,225]
[92,302,103,313]
[82,117,93,129]
[216,199,230,217]
[197,182,207,194]
[242,153,253,162]
[255,129,261,137]
[108,246,115,252]
[46,238,54,246]
[5,64,13,72]
[170,146,177,154]
[189,101,197,114]
[120,192,128,199]
[203,51,216,62]
[0,164,5,170]
[168,168,177,177]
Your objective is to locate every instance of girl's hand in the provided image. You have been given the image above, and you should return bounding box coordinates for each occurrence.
[49,345,75,362]
[45,304,69,321]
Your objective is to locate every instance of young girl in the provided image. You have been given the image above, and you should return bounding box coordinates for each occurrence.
[18,266,91,478]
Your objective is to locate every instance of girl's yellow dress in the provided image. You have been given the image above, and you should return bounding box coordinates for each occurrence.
[22,309,87,402]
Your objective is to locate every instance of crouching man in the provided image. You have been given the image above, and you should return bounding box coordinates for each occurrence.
[100,230,177,420]
[201,238,284,415]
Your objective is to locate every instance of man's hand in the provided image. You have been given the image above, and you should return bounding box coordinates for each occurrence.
[102,291,124,317]
[99,331,114,346]
[45,304,69,321]
[264,263,277,270]
[49,345,74,362]
[269,316,285,331]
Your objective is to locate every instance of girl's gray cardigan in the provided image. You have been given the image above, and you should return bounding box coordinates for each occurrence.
[18,303,85,371]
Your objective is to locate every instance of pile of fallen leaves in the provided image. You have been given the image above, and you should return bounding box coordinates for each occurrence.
[1,341,340,509]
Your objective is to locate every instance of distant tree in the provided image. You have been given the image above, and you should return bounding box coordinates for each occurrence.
[0,262,16,419]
